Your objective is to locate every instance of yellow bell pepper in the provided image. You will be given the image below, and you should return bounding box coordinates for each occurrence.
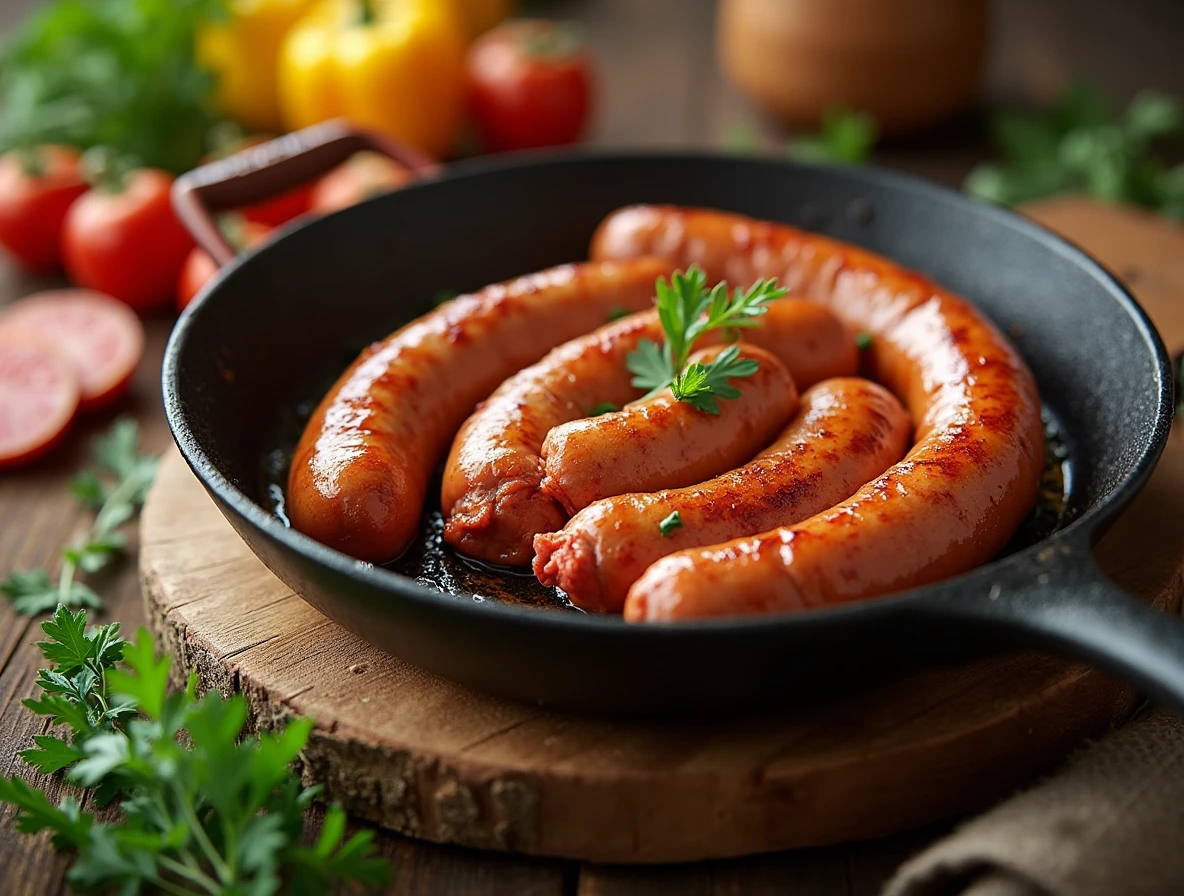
[198,0,315,134]
[277,0,467,159]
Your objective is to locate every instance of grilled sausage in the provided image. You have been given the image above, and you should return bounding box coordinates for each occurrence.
[540,345,797,514]
[442,299,856,565]
[590,205,1044,619]
[287,258,673,563]
[533,378,910,612]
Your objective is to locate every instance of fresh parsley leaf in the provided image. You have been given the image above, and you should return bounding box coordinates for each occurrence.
[724,119,759,154]
[966,83,1184,217]
[7,418,158,616]
[0,778,93,849]
[625,267,787,410]
[606,305,631,322]
[670,344,760,415]
[2,609,392,894]
[789,107,879,165]
[0,0,230,173]
[2,569,102,615]
[659,511,683,538]
[855,331,873,351]
[627,338,675,394]
[587,402,618,417]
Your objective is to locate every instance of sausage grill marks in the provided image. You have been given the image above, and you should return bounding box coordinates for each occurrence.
[533,378,911,613]
[289,203,1042,622]
[442,299,855,566]
[589,206,1043,619]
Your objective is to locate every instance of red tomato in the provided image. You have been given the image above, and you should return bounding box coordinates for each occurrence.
[0,146,88,273]
[466,20,594,152]
[62,169,194,313]
[203,133,314,227]
[0,289,144,413]
[176,221,273,312]
[309,152,413,213]
[0,334,80,470]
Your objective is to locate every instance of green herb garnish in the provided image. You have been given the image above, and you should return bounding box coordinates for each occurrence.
[3,419,157,616]
[855,331,873,351]
[659,511,683,538]
[788,106,879,165]
[587,401,618,417]
[606,305,631,322]
[966,82,1184,218]
[0,606,390,894]
[0,0,230,173]
[626,266,786,414]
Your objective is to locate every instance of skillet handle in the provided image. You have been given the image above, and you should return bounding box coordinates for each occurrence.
[917,539,1184,714]
[171,119,440,267]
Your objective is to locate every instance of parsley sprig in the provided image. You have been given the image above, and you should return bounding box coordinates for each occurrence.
[626,266,787,414]
[2,419,158,615]
[966,82,1184,218]
[0,605,391,894]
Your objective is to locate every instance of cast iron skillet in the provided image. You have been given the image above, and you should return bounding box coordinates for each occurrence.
[165,122,1182,715]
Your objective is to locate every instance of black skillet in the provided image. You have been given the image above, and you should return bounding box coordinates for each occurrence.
[166,121,1182,715]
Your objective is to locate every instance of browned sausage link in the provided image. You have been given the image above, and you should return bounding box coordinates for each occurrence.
[533,378,910,613]
[441,298,857,566]
[589,205,1044,619]
[441,312,664,566]
[540,345,797,514]
[287,258,673,563]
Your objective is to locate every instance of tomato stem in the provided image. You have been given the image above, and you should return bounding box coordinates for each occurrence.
[356,0,377,26]
[80,146,132,193]
[15,146,46,179]
[520,21,583,60]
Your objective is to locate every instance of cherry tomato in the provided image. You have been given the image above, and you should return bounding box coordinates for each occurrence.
[62,169,194,313]
[176,220,274,312]
[466,20,594,152]
[0,334,80,470]
[0,146,88,273]
[309,152,413,213]
[0,289,144,413]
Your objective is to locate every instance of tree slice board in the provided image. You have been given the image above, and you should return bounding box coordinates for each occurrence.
[139,197,1184,864]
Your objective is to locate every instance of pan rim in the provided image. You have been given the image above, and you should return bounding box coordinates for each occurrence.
[162,148,1175,638]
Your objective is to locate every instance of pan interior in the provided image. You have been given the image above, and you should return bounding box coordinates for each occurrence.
[170,153,1166,609]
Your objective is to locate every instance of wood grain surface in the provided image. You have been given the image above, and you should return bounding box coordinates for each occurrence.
[3,0,1184,892]
[135,197,1184,866]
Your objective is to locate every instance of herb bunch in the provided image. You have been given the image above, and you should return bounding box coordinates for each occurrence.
[3,419,158,616]
[0,0,228,173]
[0,605,390,895]
[725,107,879,165]
[627,266,787,414]
[966,82,1184,217]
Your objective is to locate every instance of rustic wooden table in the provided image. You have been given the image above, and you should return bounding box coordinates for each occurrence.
[3,0,1184,893]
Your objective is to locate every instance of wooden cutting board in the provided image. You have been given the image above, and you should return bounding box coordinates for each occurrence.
[139,197,1184,864]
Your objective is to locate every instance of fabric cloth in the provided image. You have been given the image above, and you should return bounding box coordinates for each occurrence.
[885,707,1184,896]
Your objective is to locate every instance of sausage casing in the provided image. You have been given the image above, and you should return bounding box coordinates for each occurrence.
[288,258,673,563]
[591,205,1044,619]
[533,377,910,612]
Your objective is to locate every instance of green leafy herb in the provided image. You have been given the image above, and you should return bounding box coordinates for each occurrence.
[789,107,879,165]
[0,606,391,894]
[0,0,230,173]
[626,266,787,411]
[966,82,1184,218]
[431,289,458,307]
[659,511,683,538]
[4,418,158,616]
[671,344,760,415]
[855,331,873,351]
[606,305,631,322]
[587,401,618,417]
[723,119,759,154]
